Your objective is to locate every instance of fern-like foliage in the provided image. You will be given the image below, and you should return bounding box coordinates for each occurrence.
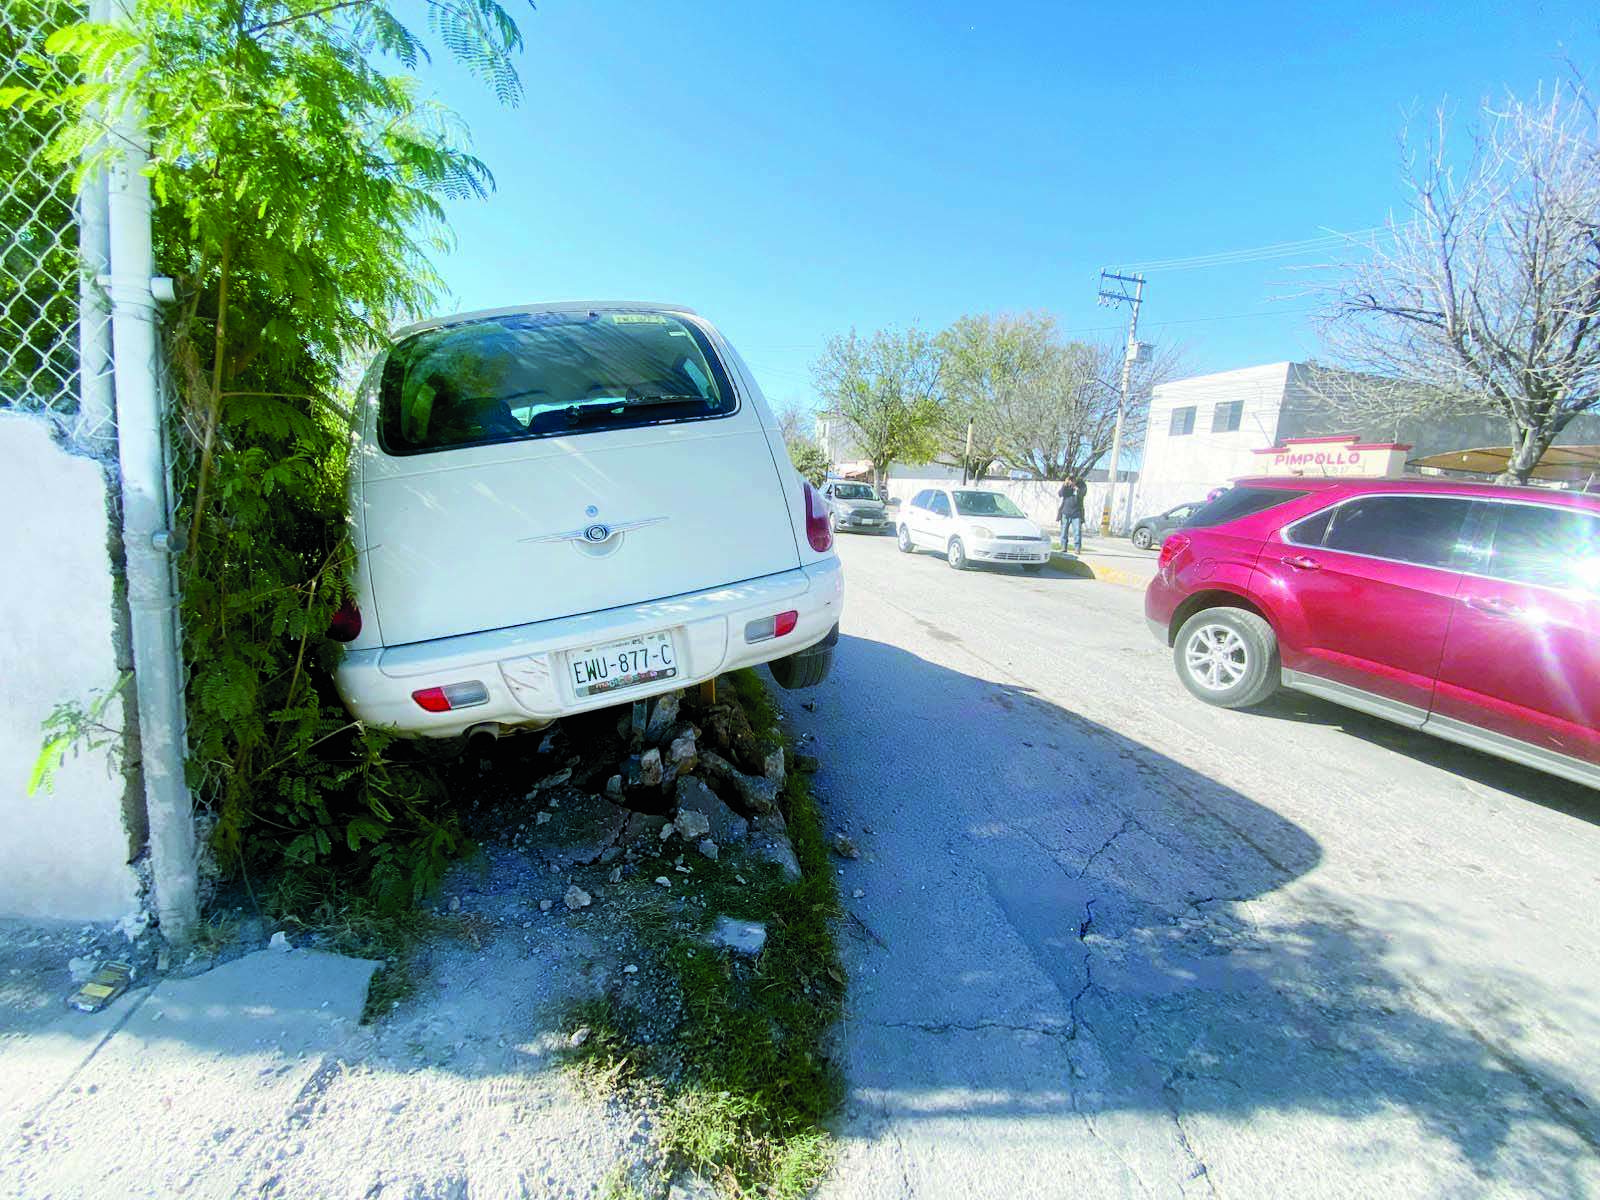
[25,0,533,911]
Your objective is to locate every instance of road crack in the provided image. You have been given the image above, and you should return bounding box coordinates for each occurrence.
[1163,1068,1221,1198]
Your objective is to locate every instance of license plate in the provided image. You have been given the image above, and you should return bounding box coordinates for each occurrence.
[568,632,677,698]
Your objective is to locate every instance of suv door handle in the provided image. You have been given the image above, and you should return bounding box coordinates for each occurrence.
[1281,554,1322,571]
[1463,595,1522,617]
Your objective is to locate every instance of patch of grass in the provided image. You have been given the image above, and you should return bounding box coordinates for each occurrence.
[597,1163,650,1200]
[565,669,847,1198]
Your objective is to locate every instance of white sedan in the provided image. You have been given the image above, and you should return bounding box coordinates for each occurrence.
[896,487,1052,571]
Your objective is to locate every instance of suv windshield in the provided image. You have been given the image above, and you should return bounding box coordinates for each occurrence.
[831,484,878,501]
[379,310,737,454]
[1184,486,1309,528]
[953,490,1025,518]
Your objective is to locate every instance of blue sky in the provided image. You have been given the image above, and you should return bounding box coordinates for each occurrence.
[422,0,1597,415]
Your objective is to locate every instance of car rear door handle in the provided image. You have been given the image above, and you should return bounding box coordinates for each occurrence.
[1463,595,1522,618]
[1281,554,1321,571]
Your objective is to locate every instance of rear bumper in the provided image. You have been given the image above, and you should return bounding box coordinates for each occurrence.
[336,558,844,737]
[1144,573,1182,645]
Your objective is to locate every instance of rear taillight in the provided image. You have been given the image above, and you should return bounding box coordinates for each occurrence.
[802,481,833,552]
[329,599,362,642]
[411,681,489,713]
[1158,533,1191,571]
[744,609,800,643]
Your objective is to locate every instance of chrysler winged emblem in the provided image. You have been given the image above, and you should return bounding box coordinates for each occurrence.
[520,512,668,546]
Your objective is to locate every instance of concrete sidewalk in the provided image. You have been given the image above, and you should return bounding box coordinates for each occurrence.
[1,945,379,1198]
[1049,534,1159,589]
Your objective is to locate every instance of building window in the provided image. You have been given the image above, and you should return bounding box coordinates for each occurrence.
[1169,406,1197,436]
[1211,400,1243,433]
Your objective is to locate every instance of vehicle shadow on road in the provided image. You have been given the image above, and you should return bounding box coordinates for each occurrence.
[1249,690,1600,826]
[799,635,1600,1194]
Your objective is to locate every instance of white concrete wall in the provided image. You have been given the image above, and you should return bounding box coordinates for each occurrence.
[1135,363,1292,518]
[0,414,139,920]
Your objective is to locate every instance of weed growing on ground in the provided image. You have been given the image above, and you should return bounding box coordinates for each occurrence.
[567,669,846,1198]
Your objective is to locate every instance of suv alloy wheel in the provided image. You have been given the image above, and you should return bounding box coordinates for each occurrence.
[1174,608,1280,708]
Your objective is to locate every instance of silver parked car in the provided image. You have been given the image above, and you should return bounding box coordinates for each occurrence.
[822,479,890,533]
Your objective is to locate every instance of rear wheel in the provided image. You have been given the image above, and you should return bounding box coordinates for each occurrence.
[1174,609,1279,708]
[1131,526,1154,550]
[897,524,914,553]
[769,646,833,689]
[947,538,968,570]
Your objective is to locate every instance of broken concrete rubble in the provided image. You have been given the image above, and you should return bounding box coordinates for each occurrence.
[706,916,767,955]
[644,692,681,744]
[673,776,750,842]
[697,750,778,815]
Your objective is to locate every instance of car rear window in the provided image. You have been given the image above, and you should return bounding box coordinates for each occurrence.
[1485,503,1600,591]
[378,311,738,455]
[1183,486,1309,528]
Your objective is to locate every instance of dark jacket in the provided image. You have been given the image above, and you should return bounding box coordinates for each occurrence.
[1057,480,1086,521]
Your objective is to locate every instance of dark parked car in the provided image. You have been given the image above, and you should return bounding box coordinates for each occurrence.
[1130,502,1200,550]
[1145,477,1600,790]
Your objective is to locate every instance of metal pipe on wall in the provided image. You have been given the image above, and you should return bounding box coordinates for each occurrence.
[105,0,197,942]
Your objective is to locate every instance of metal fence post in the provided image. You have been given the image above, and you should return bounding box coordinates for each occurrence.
[73,0,115,456]
[106,0,197,942]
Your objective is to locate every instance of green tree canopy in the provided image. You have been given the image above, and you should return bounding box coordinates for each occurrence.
[810,326,942,495]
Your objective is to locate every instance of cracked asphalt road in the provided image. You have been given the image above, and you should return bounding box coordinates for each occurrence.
[781,533,1600,1199]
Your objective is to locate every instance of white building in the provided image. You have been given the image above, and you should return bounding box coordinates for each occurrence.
[1133,361,1600,518]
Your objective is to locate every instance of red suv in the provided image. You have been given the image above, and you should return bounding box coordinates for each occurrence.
[1145,477,1600,790]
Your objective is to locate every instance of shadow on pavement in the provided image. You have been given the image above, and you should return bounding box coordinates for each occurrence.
[1250,690,1600,827]
[803,634,1600,1194]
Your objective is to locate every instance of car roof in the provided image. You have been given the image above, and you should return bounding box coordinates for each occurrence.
[1230,475,1600,511]
[392,300,699,339]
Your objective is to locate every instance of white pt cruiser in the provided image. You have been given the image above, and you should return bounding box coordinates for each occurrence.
[333,301,842,738]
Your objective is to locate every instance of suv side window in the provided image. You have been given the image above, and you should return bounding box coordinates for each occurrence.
[929,492,951,517]
[1484,504,1600,591]
[1307,495,1475,569]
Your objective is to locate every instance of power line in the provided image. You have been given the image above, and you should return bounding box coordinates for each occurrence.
[1112,227,1388,273]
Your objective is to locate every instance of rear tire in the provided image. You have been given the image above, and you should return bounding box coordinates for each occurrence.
[947,538,968,570]
[1132,526,1154,550]
[769,647,832,689]
[1174,608,1279,709]
[897,524,914,553]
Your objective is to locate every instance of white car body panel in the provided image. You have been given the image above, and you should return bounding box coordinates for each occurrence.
[336,301,841,735]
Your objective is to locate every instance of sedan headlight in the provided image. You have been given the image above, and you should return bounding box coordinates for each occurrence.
[970,525,994,539]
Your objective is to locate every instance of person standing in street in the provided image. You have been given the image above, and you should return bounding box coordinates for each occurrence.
[1057,475,1086,555]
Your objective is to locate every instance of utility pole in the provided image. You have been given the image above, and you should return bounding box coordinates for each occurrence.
[1096,270,1144,536]
[962,420,974,485]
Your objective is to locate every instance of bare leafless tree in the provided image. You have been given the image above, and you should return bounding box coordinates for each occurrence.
[995,338,1184,480]
[1318,80,1600,481]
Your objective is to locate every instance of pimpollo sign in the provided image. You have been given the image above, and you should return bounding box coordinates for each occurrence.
[1253,435,1411,479]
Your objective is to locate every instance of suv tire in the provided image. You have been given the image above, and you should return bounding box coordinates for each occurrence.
[1174,608,1279,708]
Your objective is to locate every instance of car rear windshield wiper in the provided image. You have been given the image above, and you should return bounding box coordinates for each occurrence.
[562,393,712,423]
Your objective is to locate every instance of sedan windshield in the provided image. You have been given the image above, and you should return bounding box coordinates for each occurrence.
[953,490,1025,518]
[379,310,736,454]
[832,484,878,500]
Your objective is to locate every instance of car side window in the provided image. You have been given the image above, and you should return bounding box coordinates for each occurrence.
[929,492,951,517]
[1315,495,1475,569]
[911,489,930,510]
[1484,504,1600,592]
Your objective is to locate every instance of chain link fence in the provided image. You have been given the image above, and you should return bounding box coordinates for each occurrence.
[1,0,114,452]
